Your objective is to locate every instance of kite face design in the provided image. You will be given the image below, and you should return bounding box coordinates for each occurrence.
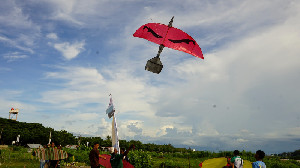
[143,26,163,38]
[168,39,196,45]
[133,17,203,74]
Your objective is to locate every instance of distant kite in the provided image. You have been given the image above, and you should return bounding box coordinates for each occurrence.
[133,16,203,74]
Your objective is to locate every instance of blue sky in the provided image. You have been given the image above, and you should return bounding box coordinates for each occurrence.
[1,0,300,154]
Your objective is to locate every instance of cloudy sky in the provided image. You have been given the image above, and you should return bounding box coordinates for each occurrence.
[1,0,300,154]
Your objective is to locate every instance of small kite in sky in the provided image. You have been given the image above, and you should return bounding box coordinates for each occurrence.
[133,16,204,74]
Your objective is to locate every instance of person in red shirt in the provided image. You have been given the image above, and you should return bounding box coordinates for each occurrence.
[89,143,106,168]
[223,156,232,168]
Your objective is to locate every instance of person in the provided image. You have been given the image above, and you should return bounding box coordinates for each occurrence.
[89,143,106,168]
[230,150,243,168]
[49,142,59,168]
[252,150,266,168]
[223,156,231,168]
[120,148,129,162]
[110,144,135,168]
[43,145,49,168]
[57,145,64,168]
[38,145,46,168]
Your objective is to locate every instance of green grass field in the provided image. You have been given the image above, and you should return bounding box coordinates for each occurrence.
[4,147,298,168]
[202,157,252,168]
[0,152,40,168]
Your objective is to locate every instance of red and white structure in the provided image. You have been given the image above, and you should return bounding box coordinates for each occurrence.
[9,108,19,121]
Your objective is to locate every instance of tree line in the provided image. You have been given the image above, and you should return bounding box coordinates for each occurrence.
[0,117,74,146]
[0,117,189,153]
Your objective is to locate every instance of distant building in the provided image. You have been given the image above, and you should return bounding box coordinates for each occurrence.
[27,144,43,149]
[101,147,113,152]
[27,144,43,153]
[65,145,79,149]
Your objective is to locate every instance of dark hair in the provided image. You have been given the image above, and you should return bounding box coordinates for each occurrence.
[93,143,99,147]
[256,150,265,159]
[234,150,239,155]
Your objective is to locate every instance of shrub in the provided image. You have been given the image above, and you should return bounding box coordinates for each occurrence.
[128,150,153,168]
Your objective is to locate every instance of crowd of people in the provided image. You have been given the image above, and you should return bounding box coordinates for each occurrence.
[89,145,266,168]
[222,149,266,168]
[34,142,266,168]
[34,142,68,168]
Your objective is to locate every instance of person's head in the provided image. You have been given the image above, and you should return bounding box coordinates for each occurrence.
[51,142,55,148]
[109,147,114,154]
[93,143,99,149]
[233,150,239,156]
[120,148,125,154]
[255,150,265,161]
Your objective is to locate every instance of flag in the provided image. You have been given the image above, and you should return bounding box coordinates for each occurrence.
[106,95,115,118]
[112,115,120,154]
[48,131,51,144]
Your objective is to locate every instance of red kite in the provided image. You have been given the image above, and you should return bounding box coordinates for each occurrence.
[133,17,203,59]
[99,154,134,168]
[133,17,203,74]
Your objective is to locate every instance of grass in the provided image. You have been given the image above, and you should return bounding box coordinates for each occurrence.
[202,157,252,168]
[4,147,293,168]
[0,149,39,168]
[152,156,205,167]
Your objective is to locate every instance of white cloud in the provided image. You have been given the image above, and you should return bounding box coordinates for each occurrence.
[97,118,112,137]
[0,1,40,54]
[0,1,34,29]
[0,36,34,54]
[64,112,100,121]
[236,138,248,143]
[52,12,84,26]
[54,41,85,60]
[45,66,105,87]
[45,0,125,27]
[47,0,84,26]
[41,66,105,107]
[46,33,58,40]
[3,52,28,62]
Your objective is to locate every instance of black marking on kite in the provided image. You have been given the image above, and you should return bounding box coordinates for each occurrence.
[143,26,163,38]
[168,39,196,45]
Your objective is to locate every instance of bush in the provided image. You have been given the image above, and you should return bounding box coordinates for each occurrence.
[264,157,300,168]
[12,145,26,152]
[128,150,153,168]
[159,160,183,168]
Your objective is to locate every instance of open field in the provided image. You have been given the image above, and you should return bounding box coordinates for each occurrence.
[1,146,300,168]
[0,151,39,168]
[202,157,252,168]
